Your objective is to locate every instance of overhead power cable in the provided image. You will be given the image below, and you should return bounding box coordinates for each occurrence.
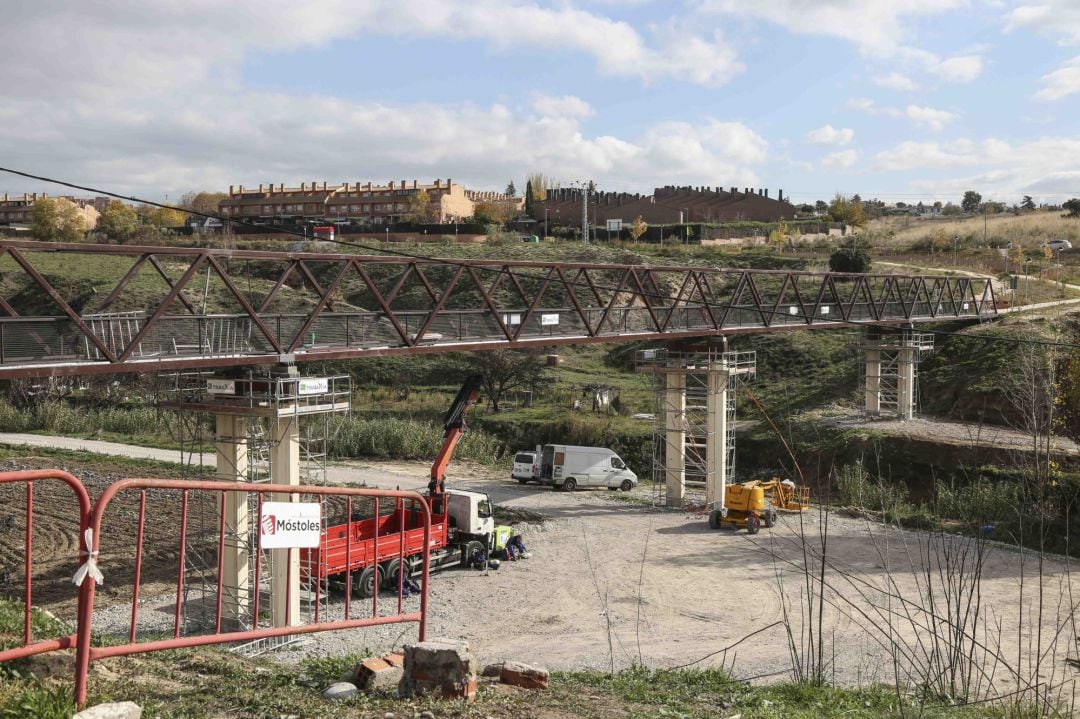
[1,166,1075,350]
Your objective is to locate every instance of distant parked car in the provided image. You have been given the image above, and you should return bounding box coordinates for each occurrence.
[511,450,539,483]
[1047,239,1073,251]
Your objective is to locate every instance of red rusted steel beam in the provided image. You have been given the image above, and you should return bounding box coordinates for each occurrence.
[73,478,432,708]
[0,471,91,667]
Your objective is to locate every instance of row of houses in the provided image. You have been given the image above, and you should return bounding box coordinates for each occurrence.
[1,179,803,232]
[534,185,799,227]
[218,178,521,225]
[0,193,108,228]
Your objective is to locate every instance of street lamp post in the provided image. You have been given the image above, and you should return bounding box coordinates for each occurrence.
[544,207,548,240]
[953,235,959,267]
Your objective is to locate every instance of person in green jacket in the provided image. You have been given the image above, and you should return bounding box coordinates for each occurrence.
[492,524,530,561]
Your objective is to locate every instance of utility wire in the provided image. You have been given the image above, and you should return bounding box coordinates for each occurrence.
[1,166,1075,350]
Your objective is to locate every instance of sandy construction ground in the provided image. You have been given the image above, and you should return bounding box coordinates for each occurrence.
[3,440,1077,702]
[282,459,1080,702]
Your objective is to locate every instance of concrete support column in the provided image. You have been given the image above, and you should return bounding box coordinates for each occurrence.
[897,347,915,421]
[663,371,686,508]
[270,416,301,628]
[214,414,249,630]
[864,349,881,415]
[705,369,729,508]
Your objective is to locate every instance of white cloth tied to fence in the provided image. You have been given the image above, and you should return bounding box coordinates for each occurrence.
[72,528,104,587]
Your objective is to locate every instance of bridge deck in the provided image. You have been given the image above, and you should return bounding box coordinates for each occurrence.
[0,240,997,378]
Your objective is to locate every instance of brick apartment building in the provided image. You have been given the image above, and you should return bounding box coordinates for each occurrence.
[218,179,520,225]
[537,185,799,228]
[0,193,104,228]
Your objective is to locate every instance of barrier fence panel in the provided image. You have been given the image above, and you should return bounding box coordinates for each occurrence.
[70,478,431,708]
[0,470,91,663]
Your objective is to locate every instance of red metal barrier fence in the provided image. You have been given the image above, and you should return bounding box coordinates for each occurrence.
[0,472,432,709]
[0,470,91,663]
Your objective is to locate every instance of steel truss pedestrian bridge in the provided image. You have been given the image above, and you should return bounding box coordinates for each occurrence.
[0,240,997,379]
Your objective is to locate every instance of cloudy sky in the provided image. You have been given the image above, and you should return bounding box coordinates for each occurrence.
[3,1,1080,205]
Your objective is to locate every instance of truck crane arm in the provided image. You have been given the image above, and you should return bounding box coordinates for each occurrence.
[427,373,484,498]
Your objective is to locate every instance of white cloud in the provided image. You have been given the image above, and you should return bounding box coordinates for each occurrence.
[874,73,919,91]
[0,1,743,93]
[822,149,860,169]
[806,124,855,145]
[696,0,966,56]
[1035,55,1080,101]
[873,141,978,171]
[532,94,594,119]
[877,135,1080,200]
[1005,2,1080,44]
[0,2,767,197]
[905,105,958,131]
[930,54,984,83]
[845,98,902,117]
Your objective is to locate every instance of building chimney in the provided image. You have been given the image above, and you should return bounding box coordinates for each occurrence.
[301,183,306,191]
[258,184,264,192]
[279,183,284,192]
[778,189,784,202]
[413,180,418,189]
[764,189,769,198]
[322,181,327,190]
[434,179,441,188]
[447,178,452,189]
[389,181,395,190]
[229,185,234,195]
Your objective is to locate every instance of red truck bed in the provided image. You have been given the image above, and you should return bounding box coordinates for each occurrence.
[302,500,448,580]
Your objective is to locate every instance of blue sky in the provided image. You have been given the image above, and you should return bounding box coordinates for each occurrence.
[3,1,1080,206]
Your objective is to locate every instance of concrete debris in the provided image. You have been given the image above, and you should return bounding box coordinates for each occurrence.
[399,638,477,701]
[354,656,404,692]
[480,662,504,678]
[321,681,359,701]
[73,702,142,719]
[499,660,549,689]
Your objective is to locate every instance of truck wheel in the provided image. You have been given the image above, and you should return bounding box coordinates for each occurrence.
[764,509,778,528]
[708,510,722,530]
[620,479,633,492]
[517,478,530,484]
[563,478,577,492]
[354,566,381,599]
[383,559,404,589]
[461,540,484,568]
[746,514,761,535]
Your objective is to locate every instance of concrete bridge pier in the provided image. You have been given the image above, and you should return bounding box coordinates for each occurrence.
[859,328,933,421]
[663,371,686,508]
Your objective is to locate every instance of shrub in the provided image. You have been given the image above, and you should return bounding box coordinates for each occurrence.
[828,247,872,273]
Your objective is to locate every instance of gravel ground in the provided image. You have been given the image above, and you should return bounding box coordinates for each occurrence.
[11,437,1078,700]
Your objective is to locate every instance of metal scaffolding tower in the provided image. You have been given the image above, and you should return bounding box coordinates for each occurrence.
[157,367,350,649]
[638,344,756,509]
[857,328,934,420]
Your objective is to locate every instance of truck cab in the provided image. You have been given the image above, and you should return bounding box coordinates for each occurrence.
[446,489,495,539]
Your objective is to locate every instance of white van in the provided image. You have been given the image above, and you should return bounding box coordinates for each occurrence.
[539,444,637,491]
[511,450,539,483]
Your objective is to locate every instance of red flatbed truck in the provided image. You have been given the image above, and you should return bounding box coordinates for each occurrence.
[302,375,495,597]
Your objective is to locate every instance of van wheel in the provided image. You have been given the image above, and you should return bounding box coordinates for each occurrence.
[517,478,529,484]
[462,540,484,568]
[620,479,633,492]
[708,510,722,530]
[354,566,381,599]
[563,478,577,492]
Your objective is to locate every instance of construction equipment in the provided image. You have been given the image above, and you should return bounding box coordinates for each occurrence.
[709,478,810,534]
[302,374,495,597]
